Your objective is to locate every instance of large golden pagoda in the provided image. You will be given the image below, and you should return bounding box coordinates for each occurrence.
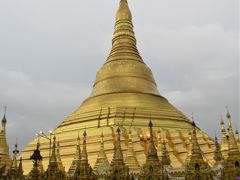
[21,0,221,176]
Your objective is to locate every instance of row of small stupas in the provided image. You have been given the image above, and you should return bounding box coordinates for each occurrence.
[0,111,240,179]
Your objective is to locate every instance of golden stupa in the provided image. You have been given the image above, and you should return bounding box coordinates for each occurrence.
[21,0,216,174]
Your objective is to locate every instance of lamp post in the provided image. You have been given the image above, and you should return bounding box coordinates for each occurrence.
[36,130,53,163]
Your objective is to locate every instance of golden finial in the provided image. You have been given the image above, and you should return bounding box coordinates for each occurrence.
[226,106,231,119]
[116,0,132,21]
[1,106,7,126]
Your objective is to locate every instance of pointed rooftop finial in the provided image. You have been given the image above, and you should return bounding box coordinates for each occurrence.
[116,0,132,21]
[93,131,110,172]
[68,135,81,176]
[81,129,88,163]
[1,106,7,127]
[226,106,231,119]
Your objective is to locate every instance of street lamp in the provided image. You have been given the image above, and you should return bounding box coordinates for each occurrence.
[36,130,53,163]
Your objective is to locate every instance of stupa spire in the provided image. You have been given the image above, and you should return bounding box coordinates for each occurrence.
[1,106,7,130]
[147,120,158,159]
[185,122,213,179]
[79,130,95,179]
[56,141,65,172]
[46,135,67,180]
[68,135,81,177]
[91,0,160,97]
[93,131,110,172]
[109,0,140,63]
[220,118,229,158]
[8,142,19,179]
[125,129,140,170]
[81,130,88,163]
[29,141,43,180]
[236,130,240,150]
[11,142,19,170]
[161,141,171,166]
[109,127,129,179]
[226,111,239,153]
[111,127,124,164]
[18,157,24,178]
[0,110,11,171]
[140,120,164,179]
[213,136,223,166]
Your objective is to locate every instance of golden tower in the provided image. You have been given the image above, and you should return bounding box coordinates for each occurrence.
[21,0,216,174]
[0,112,11,175]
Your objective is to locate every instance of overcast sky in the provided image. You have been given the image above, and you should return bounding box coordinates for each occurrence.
[0,0,239,153]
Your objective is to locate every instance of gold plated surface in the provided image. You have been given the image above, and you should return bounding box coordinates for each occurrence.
[20,0,218,175]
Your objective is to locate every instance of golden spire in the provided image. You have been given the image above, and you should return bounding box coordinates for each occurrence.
[115,0,132,21]
[110,0,138,62]
[1,107,7,130]
[81,130,88,163]
[161,141,171,166]
[46,135,65,180]
[109,127,129,179]
[185,122,213,179]
[93,131,110,173]
[50,136,57,164]
[11,142,19,170]
[125,129,139,170]
[140,120,164,179]
[56,141,65,172]
[157,129,171,166]
[8,142,19,178]
[79,130,95,179]
[185,122,204,164]
[0,110,11,171]
[236,130,240,151]
[157,129,163,158]
[220,118,229,158]
[221,111,240,179]
[226,111,239,153]
[111,127,124,164]
[18,157,24,178]
[91,0,160,97]
[68,135,81,176]
[147,120,158,159]
[29,141,43,180]
[213,136,223,166]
